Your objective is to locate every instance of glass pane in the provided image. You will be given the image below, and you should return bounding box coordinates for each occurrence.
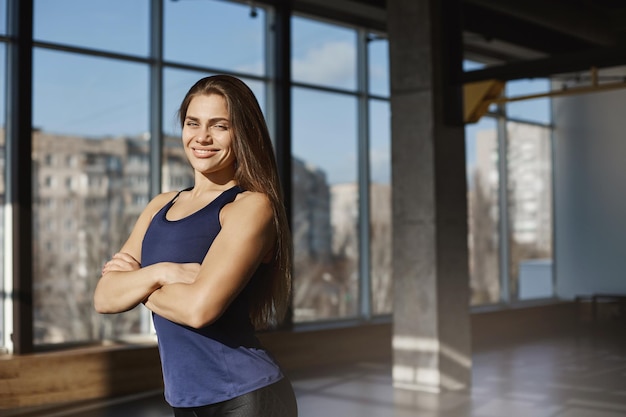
[33,49,149,345]
[0,0,6,35]
[164,0,265,75]
[292,16,356,91]
[506,79,551,124]
[463,59,486,71]
[507,122,553,300]
[162,69,266,192]
[369,99,391,314]
[292,88,358,322]
[34,0,149,56]
[466,117,501,305]
[368,35,389,97]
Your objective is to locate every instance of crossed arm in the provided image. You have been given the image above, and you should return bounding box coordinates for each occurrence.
[93,191,275,329]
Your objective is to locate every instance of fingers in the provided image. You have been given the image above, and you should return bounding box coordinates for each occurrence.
[102,252,141,274]
[112,252,140,265]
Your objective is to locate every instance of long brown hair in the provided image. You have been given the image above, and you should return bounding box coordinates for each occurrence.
[178,74,292,329]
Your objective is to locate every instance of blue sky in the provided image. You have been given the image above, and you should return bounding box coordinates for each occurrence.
[29,0,391,185]
[25,0,548,187]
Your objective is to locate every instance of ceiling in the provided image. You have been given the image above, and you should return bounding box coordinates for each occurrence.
[295,0,626,83]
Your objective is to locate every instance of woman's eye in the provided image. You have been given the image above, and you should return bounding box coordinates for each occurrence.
[213,124,228,130]
[186,121,198,127]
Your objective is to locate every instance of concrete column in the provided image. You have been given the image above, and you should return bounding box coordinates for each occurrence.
[388,0,472,392]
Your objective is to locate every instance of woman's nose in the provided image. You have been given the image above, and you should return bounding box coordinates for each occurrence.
[196,129,212,143]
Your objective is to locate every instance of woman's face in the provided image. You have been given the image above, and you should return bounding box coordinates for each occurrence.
[182,94,237,178]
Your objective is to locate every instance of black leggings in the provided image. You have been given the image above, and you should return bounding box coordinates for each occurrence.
[172,377,297,417]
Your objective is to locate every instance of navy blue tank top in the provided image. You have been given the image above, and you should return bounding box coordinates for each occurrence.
[141,186,283,407]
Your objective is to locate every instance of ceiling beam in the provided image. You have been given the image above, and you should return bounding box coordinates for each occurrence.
[464,0,618,46]
[462,3,596,55]
[462,45,626,82]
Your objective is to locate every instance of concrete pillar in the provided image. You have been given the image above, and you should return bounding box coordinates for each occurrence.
[388,0,472,392]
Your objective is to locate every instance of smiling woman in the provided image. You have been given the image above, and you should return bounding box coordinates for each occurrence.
[94,75,297,417]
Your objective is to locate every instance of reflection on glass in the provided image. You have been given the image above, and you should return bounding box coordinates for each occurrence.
[368,35,389,97]
[369,100,391,314]
[34,0,149,56]
[292,88,358,321]
[162,69,266,193]
[165,0,265,75]
[507,122,553,300]
[292,17,356,90]
[506,79,551,124]
[466,117,500,305]
[32,50,149,344]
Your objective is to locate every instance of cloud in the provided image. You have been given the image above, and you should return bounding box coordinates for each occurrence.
[292,41,355,86]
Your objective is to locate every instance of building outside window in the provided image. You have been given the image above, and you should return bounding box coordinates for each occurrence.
[290,16,391,322]
[465,75,554,305]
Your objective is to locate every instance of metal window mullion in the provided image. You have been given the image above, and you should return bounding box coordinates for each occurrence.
[272,0,293,328]
[149,0,163,199]
[5,0,34,354]
[549,95,557,298]
[357,29,371,320]
[145,0,164,335]
[265,6,276,145]
[497,106,511,303]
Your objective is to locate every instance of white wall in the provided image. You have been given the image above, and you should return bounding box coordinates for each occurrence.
[553,87,626,298]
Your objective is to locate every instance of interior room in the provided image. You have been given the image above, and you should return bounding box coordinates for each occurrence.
[1,0,626,416]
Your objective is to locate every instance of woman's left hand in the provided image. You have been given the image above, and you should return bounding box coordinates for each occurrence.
[102,252,141,275]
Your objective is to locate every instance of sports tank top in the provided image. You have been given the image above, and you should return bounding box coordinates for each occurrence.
[141,185,283,407]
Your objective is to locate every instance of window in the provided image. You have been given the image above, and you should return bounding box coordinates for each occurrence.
[369,99,392,314]
[164,0,265,75]
[465,71,554,306]
[466,117,501,305]
[506,79,551,124]
[292,17,357,90]
[26,0,271,347]
[507,122,553,300]
[291,16,391,322]
[291,87,359,321]
[32,49,149,345]
[5,0,391,353]
[34,0,149,56]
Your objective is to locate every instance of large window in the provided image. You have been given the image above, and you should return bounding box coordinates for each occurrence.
[466,117,500,305]
[507,121,553,300]
[465,76,554,305]
[164,0,265,74]
[291,87,359,321]
[27,0,269,348]
[291,16,391,322]
[4,0,391,352]
[32,49,150,344]
[369,99,391,314]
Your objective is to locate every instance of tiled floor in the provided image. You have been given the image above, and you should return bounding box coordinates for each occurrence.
[293,325,626,417]
[7,323,626,417]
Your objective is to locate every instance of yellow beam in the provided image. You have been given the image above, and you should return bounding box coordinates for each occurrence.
[463,79,505,124]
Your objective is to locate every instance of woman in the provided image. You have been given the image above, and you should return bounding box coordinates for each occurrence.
[94,75,297,417]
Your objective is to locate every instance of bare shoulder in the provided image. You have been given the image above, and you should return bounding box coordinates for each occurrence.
[223,191,273,224]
